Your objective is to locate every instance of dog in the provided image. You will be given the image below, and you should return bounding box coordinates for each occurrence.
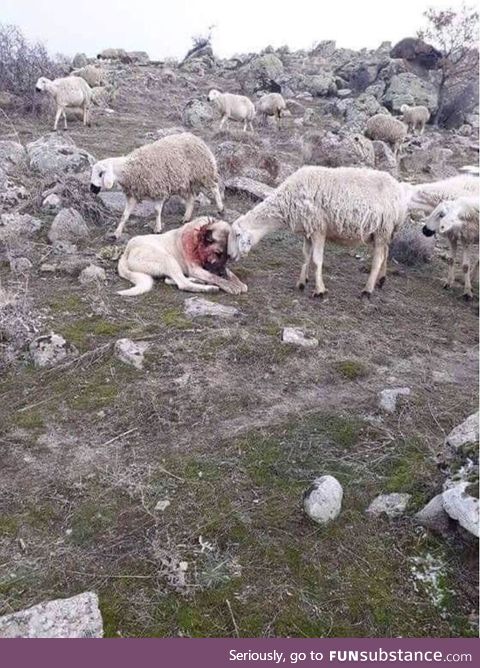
[117,216,248,296]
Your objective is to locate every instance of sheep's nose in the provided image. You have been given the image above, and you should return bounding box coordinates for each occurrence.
[35,87,41,92]
[422,225,435,237]
[90,184,101,194]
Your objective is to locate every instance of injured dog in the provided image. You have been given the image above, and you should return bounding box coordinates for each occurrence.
[117,217,248,296]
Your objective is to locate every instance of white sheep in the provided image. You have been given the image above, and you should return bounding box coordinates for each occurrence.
[365,114,408,157]
[227,166,410,298]
[406,174,479,217]
[422,196,479,300]
[208,89,255,132]
[256,93,287,126]
[400,104,430,134]
[71,65,106,88]
[35,76,92,130]
[90,132,224,239]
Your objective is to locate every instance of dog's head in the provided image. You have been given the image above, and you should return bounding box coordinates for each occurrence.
[197,219,231,276]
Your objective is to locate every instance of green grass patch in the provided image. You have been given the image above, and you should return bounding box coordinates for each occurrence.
[333,359,368,380]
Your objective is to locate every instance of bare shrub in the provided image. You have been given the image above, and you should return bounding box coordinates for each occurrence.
[390,222,435,265]
[0,282,40,370]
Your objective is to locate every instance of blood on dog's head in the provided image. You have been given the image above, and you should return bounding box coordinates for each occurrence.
[183,218,231,277]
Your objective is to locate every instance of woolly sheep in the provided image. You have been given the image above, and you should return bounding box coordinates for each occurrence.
[227,166,409,298]
[400,104,430,135]
[208,89,255,132]
[90,133,224,239]
[35,76,92,130]
[71,65,106,88]
[97,48,127,60]
[256,93,287,126]
[422,196,479,300]
[406,174,479,217]
[365,114,407,157]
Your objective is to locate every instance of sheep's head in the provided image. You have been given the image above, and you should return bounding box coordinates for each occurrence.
[207,89,221,102]
[400,104,410,113]
[422,202,448,237]
[35,77,50,92]
[90,159,116,193]
[228,219,254,261]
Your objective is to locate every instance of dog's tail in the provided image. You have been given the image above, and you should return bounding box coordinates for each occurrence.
[117,250,154,296]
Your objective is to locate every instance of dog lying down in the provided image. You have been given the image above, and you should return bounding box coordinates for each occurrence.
[117,217,248,296]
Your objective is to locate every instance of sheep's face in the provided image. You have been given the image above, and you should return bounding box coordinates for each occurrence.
[35,77,49,92]
[208,89,221,102]
[90,161,115,193]
[228,220,253,261]
[422,202,448,237]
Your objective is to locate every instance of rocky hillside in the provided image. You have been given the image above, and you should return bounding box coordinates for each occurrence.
[0,38,478,638]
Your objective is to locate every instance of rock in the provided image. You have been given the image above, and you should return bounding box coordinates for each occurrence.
[372,140,398,175]
[302,131,375,168]
[0,592,103,638]
[155,499,171,512]
[114,338,148,370]
[389,221,435,265]
[337,88,352,98]
[0,140,27,174]
[128,50,150,64]
[72,52,89,68]
[182,99,216,128]
[41,193,62,212]
[303,475,343,524]
[52,240,78,255]
[184,298,241,319]
[415,494,451,533]
[224,176,274,201]
[9,257,33,274]
[0,213,42,241]
[442,483,479,537]
[445,412,479,450]
[48,208,89,244]
[304,72,337,97]
[98,191,156,219]
[367,493,411,518]
[90,85,115,108]
[27,134,95,176]
[29,333,78,368]
[79,264,107,284]
[239,54,284,93]
[378,387,411,413]
[390,37,442,70]
[382,72,438,113]
[0,91,22,111]
[281,327,318,348]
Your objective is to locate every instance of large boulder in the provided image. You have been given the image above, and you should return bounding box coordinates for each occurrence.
[27,134,95,176]
[382,72,438,113]
[239,54,284,93]
[29,333,78,368]
[442,483,479,538]
[48,208,89,244]
[182,99,216,129]
[302,131,375,168]
[390,37,442,70]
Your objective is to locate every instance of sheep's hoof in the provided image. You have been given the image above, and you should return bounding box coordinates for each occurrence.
[312,290,326,299]
[377,276,386,289]
[442,282,451,290]
[361,290,372,300]
[106,231,120,241]
[296,279,308,291]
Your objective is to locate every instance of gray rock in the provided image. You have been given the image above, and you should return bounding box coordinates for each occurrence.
[99,191,156,219]
[184,298,240,319]
[378,387,411,413]
[383,72,438,113]
[0,213,42,241]
[224,176,273,201]
[182,99,216,128]
[0,140,27,174]
[445,412,479,450]
[114,338,148,370]
[415,494,451,533]
[72,52,89,68]
[372,140,398,175]
[304,72,337,97]
[442,483,479,537]
[0,592,103,638]
[367,493,411,518]
[29,333,78,368]
[302,131,375,168]
[282,327,318,348]
[27,134,95,176]
[42,193,62,212]
[48,208,89,244]
[79,264,107,284]
[303,475,343,524]
[239,54,284,93]
[9,257,33,274]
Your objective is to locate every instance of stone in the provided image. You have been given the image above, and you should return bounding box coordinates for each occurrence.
[282,327,318,348]
[29,333,78,368]
[98,191,156,219]
[9,257,33,274]
[79,264,107,284]
[27,134,95,176]
[182,99,216,128]
[302,131,375,168]
[224,176,273,201]
[390,37,442,70]
[114,338,149,370]
[366,493,411,518]
[382,72,438,113]
[184,298,241,319]
[442,483,479,537]
[239,53,284,93]
[41,193,62,212]
[303,475,343,524]
[48,209,89,244]
[155,499,171,512]
[0,213,42,241]
[0,592,103,638]
[445,412,479,450]
[372,140,398,175]
[415,494,451,533]
[378,387,411,413]
[304,72,337,97]
[0,140,27,174]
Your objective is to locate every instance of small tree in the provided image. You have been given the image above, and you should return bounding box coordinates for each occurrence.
[418,4,479,124]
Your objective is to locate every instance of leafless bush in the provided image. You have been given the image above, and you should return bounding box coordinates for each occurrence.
[0,282,40,370]
[390,222,436,266]
[0,23,64,113]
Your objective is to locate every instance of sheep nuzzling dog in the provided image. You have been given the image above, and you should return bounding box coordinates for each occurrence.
[117,217,247,296]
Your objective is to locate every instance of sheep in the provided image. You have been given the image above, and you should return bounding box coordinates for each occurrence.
[71,65,106,88]
[207,89,255,132]
[422,197,479,300]
[90,132,224,239]
[406,174,479,217]
[400,104,430,134]
[365,114,407,157]
[227,165,410,298]
[97,48,127,60]
[256,93,287,126]
[35,76,92,131]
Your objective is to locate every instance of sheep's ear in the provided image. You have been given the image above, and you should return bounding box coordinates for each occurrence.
[103,163,115,189]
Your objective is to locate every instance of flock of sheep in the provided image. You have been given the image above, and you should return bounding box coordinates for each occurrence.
[34,67,480,301]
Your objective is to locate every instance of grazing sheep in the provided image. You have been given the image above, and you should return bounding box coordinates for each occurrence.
[71,65,106,88]
[400,104,430,134]
[406,174,479,216]
[97,48,127,60]
[90,133,224,239]
[227,166,409,298]
[365,114,407,157]
[256,93,287,126]
[35,76,92,130]
[422,197,479,300]
[208,89,255,132]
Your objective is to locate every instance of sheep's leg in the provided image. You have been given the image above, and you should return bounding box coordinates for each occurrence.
[53,106,63,131]
[153,199,165,233]
[211,184,224,213]
[188,266,246,295]
[461,244,473,300]
[377,248,389,288]
[62,109,68,130]
[182,195,195,223]
[443,238,457,289]
[248,120,254,132]
[112,196,137,239]
[219,115,227,130]
[362,242,387,298]
[165,259,219,293]
[243,119,248,132]
[296,237,313,290]
[311,232,327,298]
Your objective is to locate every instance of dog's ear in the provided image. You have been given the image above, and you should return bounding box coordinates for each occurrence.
[199,225,215,246]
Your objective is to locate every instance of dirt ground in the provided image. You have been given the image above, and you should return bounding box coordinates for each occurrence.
[0,63,478,637]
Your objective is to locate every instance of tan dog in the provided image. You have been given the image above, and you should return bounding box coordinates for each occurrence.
[117,217,248,296]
